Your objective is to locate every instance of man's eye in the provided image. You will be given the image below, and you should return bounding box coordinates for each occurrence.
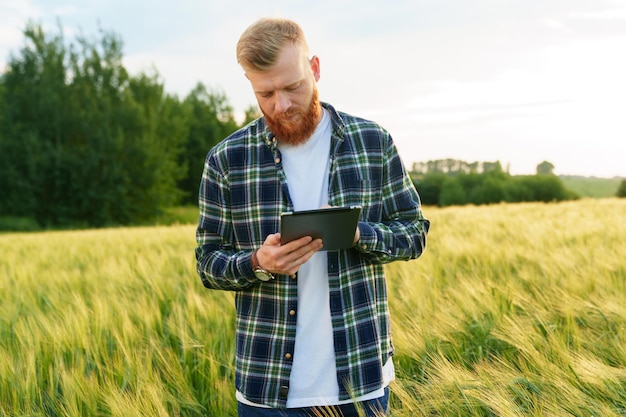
[260,92,273,98]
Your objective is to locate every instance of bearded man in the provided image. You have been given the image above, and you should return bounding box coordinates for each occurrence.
[195,17,430,417]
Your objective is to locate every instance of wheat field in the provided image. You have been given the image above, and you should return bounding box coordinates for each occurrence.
[1,198,625,416]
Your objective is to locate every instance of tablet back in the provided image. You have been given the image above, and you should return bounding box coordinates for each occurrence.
[280,206,361,251]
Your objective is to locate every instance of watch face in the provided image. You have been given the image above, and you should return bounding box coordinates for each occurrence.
[254,269,272,281]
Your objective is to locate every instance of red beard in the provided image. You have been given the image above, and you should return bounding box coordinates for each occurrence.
[263,88,321,146]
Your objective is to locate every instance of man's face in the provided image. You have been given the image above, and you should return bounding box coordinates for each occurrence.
[245,43,321,145]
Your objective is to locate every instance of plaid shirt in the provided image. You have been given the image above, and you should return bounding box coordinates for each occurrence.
[195,102,430,408]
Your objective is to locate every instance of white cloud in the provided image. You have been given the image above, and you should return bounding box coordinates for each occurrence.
[0,0,41,50]
[571,2,626,20]
[539,18,568,30]
[50,5,80,16]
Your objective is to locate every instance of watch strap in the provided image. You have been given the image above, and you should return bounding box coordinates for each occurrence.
[251,249,260,270]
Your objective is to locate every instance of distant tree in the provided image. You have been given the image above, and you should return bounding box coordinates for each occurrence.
[536,160,555,175]
[483,161,504,173]
[617,179,626,198]
[467,161,480,173]
[411,159,507,175]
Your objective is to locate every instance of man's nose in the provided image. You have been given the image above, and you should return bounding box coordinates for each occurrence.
[273,92,291,114]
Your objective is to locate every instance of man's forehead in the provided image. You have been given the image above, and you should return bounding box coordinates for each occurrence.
[246,46,310,91]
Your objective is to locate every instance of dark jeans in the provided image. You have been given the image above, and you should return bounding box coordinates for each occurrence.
[237,387,390,417]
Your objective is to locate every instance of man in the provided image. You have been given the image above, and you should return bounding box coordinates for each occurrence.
[195,17,430,417]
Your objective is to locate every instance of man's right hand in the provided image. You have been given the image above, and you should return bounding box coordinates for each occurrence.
[255,233,323,276]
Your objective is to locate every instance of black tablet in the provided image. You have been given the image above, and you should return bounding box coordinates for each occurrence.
[280,206,361,251]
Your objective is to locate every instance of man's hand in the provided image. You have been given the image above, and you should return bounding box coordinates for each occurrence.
[256,233,323,276]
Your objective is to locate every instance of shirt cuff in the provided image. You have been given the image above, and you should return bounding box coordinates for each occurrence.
[354,223,376,252]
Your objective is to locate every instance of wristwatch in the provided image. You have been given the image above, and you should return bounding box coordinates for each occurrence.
[251,249,274,282]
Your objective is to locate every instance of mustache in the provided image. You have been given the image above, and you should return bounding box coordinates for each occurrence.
[272,110,301,122]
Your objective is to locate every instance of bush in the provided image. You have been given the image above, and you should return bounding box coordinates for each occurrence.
[0,216,40,232]
[413,173,447,206]
[617,179,626,198]
[439,177,467,206]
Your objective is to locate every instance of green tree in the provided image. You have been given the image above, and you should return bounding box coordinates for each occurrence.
[516,175,573,202]
[439,177,466,206]
[0,22,186,227]
[116,72,188,222]
[536,160,555,175]
[481,175,508,204]
[412,173,447,206]
[508,177,534,202]
[0,23,69,223]
[460,173,486,204]
[617,179,626,198]
[179,83,239,204]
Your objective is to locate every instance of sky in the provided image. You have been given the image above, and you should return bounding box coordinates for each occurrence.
[2,0,625,178]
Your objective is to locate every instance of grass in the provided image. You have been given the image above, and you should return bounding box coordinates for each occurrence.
[1,198,625,416]
[389,199,626,416]
[152,205,200,226]
[560,175,622,198]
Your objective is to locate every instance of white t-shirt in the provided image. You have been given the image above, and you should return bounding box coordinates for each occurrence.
[279,110,336,407]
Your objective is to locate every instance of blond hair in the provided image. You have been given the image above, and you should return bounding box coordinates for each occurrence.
[236,18,310,71]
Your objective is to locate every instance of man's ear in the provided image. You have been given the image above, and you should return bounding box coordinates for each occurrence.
[310,55,321,82]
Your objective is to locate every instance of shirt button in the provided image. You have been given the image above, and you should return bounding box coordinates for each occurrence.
[289,310,296,316]
[285,353,292,360]
[275,157,281,164]
[361,244,367,250]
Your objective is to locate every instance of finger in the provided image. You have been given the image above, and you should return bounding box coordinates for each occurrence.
[298,239,324,262]
[277,239,323,272]
[280,235,314,253]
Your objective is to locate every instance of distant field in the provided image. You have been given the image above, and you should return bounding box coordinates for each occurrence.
[560,175,622,198]
[1,198,625,416]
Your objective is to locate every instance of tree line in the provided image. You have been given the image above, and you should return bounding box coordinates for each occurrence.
[0,23,257,229]
[411,159,580,206]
